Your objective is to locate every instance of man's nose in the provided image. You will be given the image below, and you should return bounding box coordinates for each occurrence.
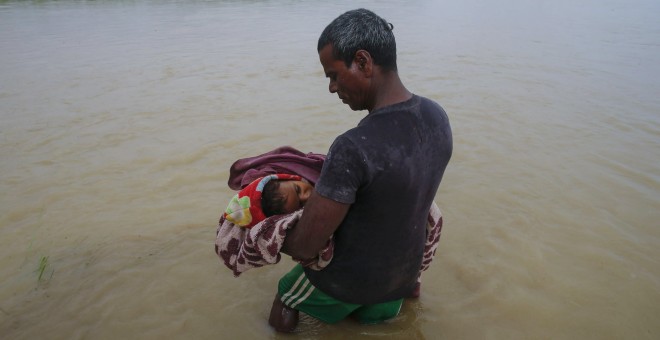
[328,81,337,93]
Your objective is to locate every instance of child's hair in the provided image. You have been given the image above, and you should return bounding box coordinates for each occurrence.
[261,180,287,217]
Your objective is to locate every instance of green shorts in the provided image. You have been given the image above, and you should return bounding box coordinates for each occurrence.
[277,264,403,324]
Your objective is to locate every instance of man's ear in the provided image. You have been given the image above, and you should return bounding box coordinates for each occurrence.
[354,50,373,76]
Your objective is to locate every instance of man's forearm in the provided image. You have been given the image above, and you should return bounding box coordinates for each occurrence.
[281,191,349,260]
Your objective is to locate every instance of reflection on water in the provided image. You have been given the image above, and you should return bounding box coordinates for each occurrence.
[1,0,659,339]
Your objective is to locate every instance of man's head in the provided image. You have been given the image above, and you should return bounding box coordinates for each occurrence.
[317,9,398,111]
[262,178,314,217]
[317,8,397,72]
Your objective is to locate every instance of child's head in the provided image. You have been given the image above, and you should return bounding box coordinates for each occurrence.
[224,174,313,228]
[262,178,313,216]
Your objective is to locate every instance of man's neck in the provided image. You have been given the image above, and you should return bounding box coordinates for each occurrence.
[368,72,412,112]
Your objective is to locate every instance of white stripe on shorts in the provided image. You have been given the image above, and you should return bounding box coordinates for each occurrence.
[289,284,315,309]
[283,279,311,306]
[281,272,306,303]
[281,273,314,308]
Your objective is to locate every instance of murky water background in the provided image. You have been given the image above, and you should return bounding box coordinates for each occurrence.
[1,0,659,339]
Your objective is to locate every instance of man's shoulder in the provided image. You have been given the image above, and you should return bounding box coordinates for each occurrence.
[330,124,366,147]
[415,94,444,111]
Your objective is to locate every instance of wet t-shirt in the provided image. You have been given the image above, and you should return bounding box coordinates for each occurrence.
[305,95,453,304]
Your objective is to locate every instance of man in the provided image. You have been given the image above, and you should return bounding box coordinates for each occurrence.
[269,8,452,332]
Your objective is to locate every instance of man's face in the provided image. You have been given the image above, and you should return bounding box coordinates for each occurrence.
[319,44,369,111]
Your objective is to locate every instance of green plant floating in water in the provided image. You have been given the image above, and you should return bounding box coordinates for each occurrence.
[37,256,53,282]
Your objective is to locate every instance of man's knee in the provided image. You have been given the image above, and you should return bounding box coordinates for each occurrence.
[268,294,299,333]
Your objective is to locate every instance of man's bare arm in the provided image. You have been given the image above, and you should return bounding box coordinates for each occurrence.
[282,190,349,260]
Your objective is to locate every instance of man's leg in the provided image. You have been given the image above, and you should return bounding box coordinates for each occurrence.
[268,294,299,332]
[269,264,360,332]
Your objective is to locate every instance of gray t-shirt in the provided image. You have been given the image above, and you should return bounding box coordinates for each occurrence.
[305,95,452,304]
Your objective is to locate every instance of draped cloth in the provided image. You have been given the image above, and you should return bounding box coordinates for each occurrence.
[215,201,443,278]
[228,146,325,190]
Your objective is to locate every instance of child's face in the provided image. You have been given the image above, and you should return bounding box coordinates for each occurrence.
[277,179,314,213]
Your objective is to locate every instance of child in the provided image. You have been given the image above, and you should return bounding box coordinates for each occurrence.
[218,173,334,276]
[224,173,314,228]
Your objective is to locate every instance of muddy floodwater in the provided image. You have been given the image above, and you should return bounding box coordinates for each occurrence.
[1,0,659,339]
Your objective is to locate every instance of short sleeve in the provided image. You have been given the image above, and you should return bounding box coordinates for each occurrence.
[315,135,365,204]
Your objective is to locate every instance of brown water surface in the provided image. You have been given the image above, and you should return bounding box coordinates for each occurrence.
[1,0,659,339]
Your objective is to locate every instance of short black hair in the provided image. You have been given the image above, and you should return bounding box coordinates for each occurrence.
[317,8,397,71]
[261,180,287,217]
